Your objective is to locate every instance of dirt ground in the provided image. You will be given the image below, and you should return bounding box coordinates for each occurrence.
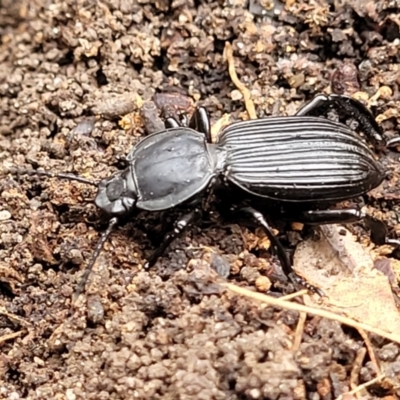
[1,0,400,399]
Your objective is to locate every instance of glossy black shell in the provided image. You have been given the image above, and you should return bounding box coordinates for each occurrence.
[127,127,216,211]
[217,116,385,203]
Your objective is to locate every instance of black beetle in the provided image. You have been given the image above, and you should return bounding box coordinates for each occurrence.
[9,93,398,297]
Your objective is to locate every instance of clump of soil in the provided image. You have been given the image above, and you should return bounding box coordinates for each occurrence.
[1,1,400,399]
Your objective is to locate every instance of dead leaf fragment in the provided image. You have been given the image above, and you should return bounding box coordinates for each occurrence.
[293,225,400,334]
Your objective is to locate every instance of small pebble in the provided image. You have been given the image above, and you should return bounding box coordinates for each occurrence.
[291,222,304,231]
[87,295,105,324]
[377,342,399,361]
[231,89,243,101]
[65,389,76,400]
[72,117,95,136]
[0,210,12,221]
[255,275,272,292]
[240,266,261,284]
[34,357,45,366]
[210,254,231,278]
[288,73,305,88]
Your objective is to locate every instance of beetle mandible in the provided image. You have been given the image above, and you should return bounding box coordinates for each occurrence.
[10,93,399,297]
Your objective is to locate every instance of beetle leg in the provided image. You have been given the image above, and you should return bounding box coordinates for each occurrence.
[239,206,291,275]
[289,208,365,225]
[73,216,119,301]
[179,113,189,127]
[165,117,180,128]
[295,94,337,116]
[364,216,400,247]
[386,136,400,148]
[288,209,400,247]
[189,107,212,143]
[296,94,386,150]
[144,208,202,268]
[238,206,323,295]
[164,107,211,142]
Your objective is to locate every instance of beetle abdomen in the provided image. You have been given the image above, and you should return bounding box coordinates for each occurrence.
[218,116,385,203]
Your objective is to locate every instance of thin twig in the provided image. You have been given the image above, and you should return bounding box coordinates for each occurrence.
[0,330,26,345]
[280,289,308,301]
[223,283,400,343]
[356,328,380,374]
[224,42,257,120]
[292,311,307,352]
[349,347,366,394]
[0,308,31,327]
[336,373,385,400]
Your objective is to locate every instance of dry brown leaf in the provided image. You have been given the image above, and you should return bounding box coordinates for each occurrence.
[293,225,400,334]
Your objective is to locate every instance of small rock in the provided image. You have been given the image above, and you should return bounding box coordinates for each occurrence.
[0,210,11,221]
[231,89,243,101]
[34,357,45,366]
[87,295,104,324]
[255,275,272,292]
[210,254,231,278]
[65,388,76,400]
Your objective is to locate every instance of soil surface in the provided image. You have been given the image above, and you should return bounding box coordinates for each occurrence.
[1,0,400,399]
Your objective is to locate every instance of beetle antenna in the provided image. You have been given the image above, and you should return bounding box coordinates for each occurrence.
[73,217,119,302]
[8,167,98,187]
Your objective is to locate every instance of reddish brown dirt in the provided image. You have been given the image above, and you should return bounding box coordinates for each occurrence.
[1,1,400,399]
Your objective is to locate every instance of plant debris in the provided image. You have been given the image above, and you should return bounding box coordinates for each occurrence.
[1,0,400,399]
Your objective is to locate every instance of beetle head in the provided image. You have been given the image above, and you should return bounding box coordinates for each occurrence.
[95,168,138,216]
